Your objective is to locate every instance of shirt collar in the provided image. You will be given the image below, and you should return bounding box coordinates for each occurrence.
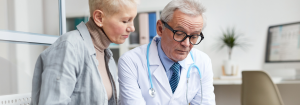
[157,39,186,70]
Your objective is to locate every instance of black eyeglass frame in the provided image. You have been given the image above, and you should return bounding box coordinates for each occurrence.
[161,21,204,45]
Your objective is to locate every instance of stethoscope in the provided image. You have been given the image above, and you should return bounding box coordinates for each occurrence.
[146,39,203,105]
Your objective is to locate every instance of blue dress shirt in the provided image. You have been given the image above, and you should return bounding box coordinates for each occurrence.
[157,39,182,81]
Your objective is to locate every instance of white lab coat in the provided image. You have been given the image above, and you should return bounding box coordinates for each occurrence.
[118,37,215,105]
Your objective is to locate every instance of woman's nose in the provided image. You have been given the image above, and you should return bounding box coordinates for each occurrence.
[127,25,135,32]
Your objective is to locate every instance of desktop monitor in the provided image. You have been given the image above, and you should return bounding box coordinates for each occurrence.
[263,21,300,80]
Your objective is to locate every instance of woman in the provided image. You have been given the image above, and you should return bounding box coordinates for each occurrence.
[31,0,138,104]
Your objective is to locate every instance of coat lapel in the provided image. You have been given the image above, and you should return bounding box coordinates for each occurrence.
[76,22,111,102]
[148,37,196,99]
[76,22,99,72]
[148,39,172,97]
[76,22,96,56]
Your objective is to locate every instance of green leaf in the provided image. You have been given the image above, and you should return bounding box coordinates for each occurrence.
[217,27,249,59]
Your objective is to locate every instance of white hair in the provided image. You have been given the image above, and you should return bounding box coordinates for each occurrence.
[160,0,207,30]
[89,0,139,17]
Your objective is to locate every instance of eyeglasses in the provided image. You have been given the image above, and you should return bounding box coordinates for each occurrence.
[161,21,204,45]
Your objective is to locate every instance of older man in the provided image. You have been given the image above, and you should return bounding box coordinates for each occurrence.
[118,0,215,104]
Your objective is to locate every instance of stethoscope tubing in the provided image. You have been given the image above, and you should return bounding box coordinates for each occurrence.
[147,41,154,90]
[146,39,203,105]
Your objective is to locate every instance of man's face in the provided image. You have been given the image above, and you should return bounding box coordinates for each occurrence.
[158,10,204,62]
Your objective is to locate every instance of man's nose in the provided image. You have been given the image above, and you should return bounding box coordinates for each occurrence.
[181,37,190,47]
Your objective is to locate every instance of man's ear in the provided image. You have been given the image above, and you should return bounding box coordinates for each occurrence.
[156,20,163,37]
[93,10,104,27]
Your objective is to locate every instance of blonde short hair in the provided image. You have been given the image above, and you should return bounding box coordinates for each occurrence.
[89,0,139,17]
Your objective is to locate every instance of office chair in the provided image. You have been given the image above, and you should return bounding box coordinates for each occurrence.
[241,71,284,105]
[0,93,31,105]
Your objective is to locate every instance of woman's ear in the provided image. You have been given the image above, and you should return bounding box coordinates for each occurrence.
[156,20,163,37]
[93,10,104,27]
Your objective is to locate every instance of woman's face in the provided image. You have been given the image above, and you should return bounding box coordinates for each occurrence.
[102,6,137,44]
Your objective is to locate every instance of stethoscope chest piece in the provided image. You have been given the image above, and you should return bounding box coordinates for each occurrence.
[149,88,155,98]
[146,39,202,104]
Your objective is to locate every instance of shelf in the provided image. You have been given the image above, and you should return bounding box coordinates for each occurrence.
[129,44,140,49]
[213,79,242,85]
[108,45,119,49]
[213,78,300,85]
[108,44,141,49]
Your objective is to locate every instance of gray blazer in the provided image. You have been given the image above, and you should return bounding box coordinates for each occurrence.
[31,22,119,105]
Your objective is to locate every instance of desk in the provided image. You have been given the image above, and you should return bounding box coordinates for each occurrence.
[213,79,241,85]
[213,78,300,85]
[213,78,300,105]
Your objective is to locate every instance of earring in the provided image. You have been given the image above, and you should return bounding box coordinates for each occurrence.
[99,24,102,27]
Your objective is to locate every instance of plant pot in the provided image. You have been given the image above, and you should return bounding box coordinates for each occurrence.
[223,60,238,76]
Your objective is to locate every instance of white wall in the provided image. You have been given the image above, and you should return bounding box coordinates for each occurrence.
[0,0,11,92]
[200,0,300,105]
[63,0,172,17]
[65,0,89,17]
[65,0,300,77]
[0,0,8,30]
[0,0,14,95]
[13,0,46,94]
[43,0,59,35]
[200,0,300,77]
[0,0,46,95]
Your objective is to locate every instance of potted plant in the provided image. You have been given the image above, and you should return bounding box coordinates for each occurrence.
[218,27,247,76]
